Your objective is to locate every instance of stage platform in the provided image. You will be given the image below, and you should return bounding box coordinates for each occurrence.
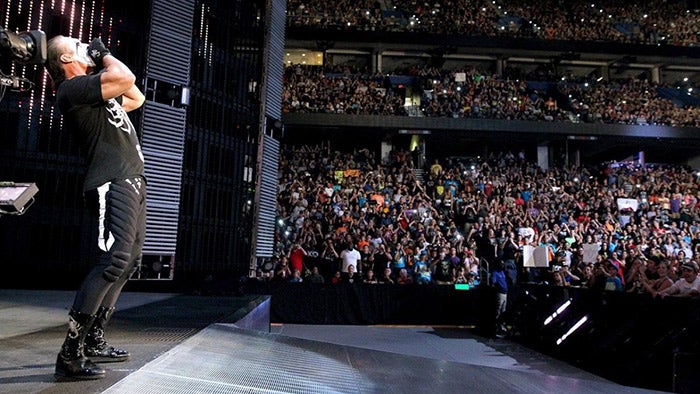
[0,289,668,393]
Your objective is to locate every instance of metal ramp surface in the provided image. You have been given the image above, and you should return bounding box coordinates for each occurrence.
[104,323,662,394]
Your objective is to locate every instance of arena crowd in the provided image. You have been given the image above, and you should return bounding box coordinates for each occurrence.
[263,141,700,299]
[277,0,700,296]
[287,0,700,47]
[283,64,700,127]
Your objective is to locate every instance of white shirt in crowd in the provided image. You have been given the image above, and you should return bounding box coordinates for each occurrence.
[340,247,361,273]
[659,275,700,298]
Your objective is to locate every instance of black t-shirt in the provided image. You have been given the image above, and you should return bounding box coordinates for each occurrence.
[56,74,144,191]
[433,259,453,282]
[372,253,390,276]
[360,250,373,273]
[503,240,518,260]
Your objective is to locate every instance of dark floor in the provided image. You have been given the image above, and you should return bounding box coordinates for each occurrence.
[0,289,669,394]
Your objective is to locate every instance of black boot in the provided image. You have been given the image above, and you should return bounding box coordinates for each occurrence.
[84,306,130,362]
[55,310,106,380]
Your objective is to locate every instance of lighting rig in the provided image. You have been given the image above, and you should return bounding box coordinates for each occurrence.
[0,25,45,215]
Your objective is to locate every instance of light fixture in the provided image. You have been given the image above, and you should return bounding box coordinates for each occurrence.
[0,182,38,215]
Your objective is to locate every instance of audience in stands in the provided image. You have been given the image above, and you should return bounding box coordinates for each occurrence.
[264,140,700,300]
[287,0,700,47]
[283,64,700,127]
[658,261,700,297]
[283,65,407,116]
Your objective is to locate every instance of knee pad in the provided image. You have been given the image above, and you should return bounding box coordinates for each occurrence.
[102,250,131,282]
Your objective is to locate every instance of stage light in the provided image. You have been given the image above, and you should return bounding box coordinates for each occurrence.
[0,26,46,95]
[260,259,275,273]
[556,315,588,345]
[544,299,571,326]
[0,26,47,65]
[134,255,173,280]
[0,182,38,215]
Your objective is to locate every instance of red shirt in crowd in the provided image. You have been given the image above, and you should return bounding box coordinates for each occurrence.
[289,246,306,272]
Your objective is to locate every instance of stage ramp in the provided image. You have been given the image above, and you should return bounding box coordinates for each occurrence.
[103,299,662,394]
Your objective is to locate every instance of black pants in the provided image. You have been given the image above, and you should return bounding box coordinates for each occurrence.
[73,176,146,315]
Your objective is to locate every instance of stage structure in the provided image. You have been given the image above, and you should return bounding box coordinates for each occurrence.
[133,0,194,280]
[0,0,282,288]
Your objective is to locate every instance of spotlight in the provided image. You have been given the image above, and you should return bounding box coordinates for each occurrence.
[0,26,47,65]
[0,182,38,215]
[556,315,589,345]
[259,258,275,273]
[544,299,572,326]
